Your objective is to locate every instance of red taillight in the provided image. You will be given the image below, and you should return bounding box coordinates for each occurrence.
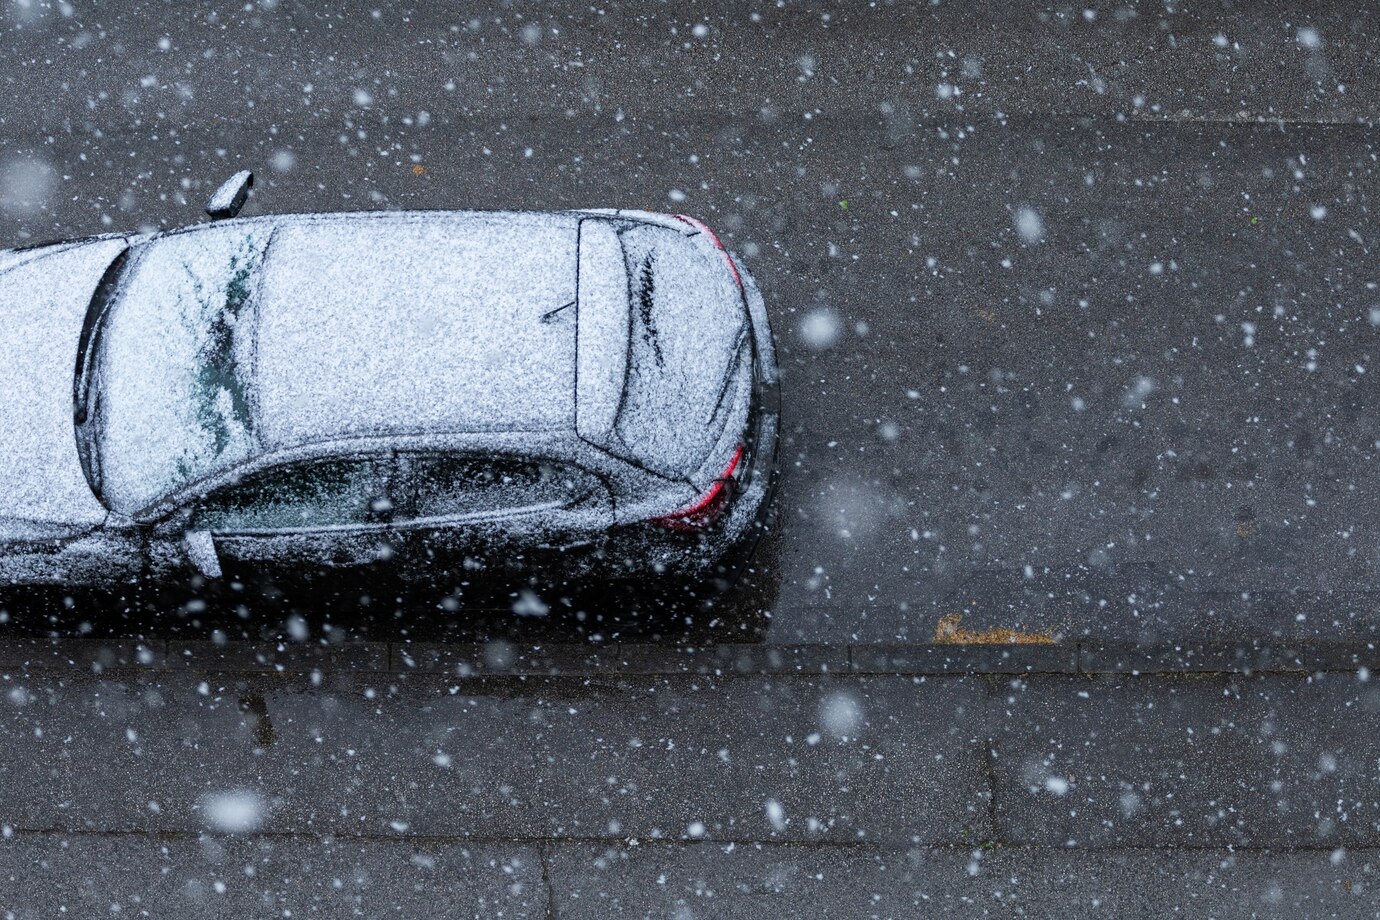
[650,444,745,531]
[672,214,744,293]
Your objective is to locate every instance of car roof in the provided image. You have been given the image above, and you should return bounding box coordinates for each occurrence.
[243,211,585,449]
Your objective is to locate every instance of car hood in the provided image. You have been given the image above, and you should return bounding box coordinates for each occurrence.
[0,238,126,530]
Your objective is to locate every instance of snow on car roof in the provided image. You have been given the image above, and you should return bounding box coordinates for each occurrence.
[254,211,580,450]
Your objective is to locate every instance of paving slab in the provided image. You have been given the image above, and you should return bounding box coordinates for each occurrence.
[0,832,545,920]
[393,640,616,676]
[0,638,164,672]
[0,672,990,846]
[165,639,390,673]
[547,842,1379,919]
[613,643,848,676]
[1078,641,1380,674]
[851,643,1078,675]
[988,673,1380,848]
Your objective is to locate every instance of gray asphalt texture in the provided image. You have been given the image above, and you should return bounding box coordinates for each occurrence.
[3,1,1380,916]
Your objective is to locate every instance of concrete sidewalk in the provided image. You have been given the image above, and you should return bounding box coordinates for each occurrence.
[2,646,1377,916]
[3,837,1375,918]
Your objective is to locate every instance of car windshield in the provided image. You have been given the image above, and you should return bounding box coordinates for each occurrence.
[77,225,271,514]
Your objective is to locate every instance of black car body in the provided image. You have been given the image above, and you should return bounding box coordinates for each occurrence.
[0,208,778,594]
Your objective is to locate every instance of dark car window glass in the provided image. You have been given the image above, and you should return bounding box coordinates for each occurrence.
[397,455,596,523]
[191,459,383,533]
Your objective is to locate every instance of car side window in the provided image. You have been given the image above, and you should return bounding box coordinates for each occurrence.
[190,458,386,533]
[395,454,596,524]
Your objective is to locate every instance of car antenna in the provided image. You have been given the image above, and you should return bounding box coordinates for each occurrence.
[205,170,254,220]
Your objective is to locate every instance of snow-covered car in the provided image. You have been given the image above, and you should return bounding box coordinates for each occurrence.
[0,201,778,595]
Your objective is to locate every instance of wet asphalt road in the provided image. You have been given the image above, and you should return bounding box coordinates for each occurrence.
[3,3,1380,916]
[3,1,1380,644]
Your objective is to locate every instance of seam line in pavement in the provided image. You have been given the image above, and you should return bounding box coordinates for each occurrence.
[11,114,1379,133]
[1,638,1375,677]
[1,827,1377,856]
[539,842,557,920]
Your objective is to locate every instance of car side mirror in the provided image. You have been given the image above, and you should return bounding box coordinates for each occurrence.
[205,170,254,220]
[183,529,222,579]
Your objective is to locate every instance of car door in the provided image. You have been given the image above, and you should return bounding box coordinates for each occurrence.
[185,456,393,585]
[0,519,144,590]
[389,452,612,585]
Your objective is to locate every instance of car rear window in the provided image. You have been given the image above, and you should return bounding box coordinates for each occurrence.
[613,225,745,477]
[395,454,597,524]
